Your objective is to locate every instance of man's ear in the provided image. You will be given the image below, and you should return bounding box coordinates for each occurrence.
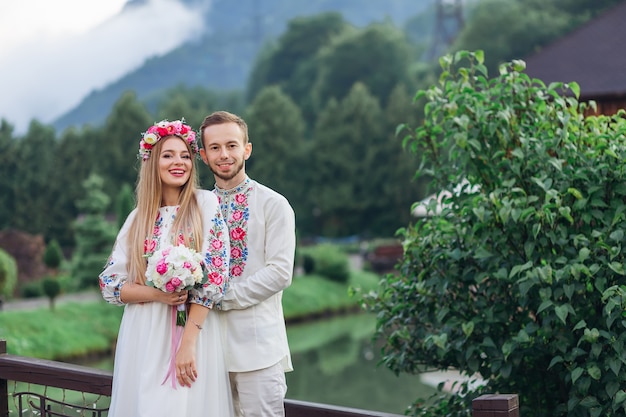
[244,143,252,161]
[199,148,209,165]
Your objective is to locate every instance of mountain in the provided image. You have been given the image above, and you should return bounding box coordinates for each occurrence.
[52,0,432,132]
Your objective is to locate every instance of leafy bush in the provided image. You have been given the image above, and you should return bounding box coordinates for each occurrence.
[0,248,17,299]
[366,50,626,416]
[43,239,64,270]
[298,244,350,283]
[42,276,62,310]
[20,281,43,298]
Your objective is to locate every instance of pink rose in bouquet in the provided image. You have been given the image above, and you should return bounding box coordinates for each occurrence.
[146,245,207,326]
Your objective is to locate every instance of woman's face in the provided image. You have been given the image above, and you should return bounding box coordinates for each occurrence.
[159,136,193,192]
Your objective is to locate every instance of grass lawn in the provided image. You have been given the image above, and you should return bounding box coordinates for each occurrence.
[0,269,383,359]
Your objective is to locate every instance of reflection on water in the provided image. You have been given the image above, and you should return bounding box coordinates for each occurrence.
[85,313,436,414]
[285,313,437,414]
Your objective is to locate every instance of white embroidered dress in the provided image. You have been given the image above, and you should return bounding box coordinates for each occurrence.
[99,190,234,417]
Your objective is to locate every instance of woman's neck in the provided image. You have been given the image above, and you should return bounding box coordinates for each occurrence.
[161,188,181,206]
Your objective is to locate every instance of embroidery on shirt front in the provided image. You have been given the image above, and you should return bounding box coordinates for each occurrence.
[216,180,252,279]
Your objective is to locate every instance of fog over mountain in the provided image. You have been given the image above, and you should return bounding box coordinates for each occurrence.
[0,0,209,134]
[1,0,431,134]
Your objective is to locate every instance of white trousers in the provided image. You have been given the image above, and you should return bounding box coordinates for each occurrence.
[229,362,287,417]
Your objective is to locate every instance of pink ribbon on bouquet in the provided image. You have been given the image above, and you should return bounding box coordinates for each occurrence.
[161,306,184,388]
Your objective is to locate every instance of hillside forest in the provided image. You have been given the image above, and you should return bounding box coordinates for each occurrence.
[0,0,621,290]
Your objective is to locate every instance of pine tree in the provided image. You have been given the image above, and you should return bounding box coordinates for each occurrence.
[71,174,117,290]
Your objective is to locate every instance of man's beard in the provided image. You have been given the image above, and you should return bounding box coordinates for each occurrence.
[210,159,245,181]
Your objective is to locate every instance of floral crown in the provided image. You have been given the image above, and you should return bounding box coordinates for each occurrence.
[138,119,199,161]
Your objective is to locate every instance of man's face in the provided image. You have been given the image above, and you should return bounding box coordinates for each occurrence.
[200,122,252,188]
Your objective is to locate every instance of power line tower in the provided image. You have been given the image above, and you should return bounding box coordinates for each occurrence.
[427,0,465,60]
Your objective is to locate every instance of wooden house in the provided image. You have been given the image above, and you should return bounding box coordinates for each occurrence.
[524,1,626,115]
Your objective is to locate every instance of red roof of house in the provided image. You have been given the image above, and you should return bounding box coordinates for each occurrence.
[524,2,626,99]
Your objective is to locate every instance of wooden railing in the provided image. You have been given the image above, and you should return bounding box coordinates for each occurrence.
[0,340,519,416]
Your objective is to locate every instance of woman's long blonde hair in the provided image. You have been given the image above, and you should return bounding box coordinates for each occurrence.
[126,136,203,285]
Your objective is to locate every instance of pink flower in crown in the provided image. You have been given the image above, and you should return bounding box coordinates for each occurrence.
[231,265,243,277]
[212,257,223,268]
[231,247,242,259]
[211,239,223,250]
[208,272,223,286]
[156,259,168,275]
[183,261,192,269]
[234,193,247,204]
[156,126,170,137]
[231,210,243,221]
[153,225,161,236]
[231,227,246,241]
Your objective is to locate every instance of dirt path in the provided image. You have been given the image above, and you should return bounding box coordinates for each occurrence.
[1,290,102,312]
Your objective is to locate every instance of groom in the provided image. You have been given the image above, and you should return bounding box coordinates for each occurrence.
[199,110,295,417]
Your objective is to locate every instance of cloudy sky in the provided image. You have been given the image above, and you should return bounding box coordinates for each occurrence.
[0,0,207,134]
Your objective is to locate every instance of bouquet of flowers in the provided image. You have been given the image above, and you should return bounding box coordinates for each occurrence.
[145,245,207,388]
[146,244,207,326]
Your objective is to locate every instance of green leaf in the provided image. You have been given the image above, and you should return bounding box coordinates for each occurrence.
[614,390,626,406]
[548,355,563,370]
[609,262,625,275]
[571,367,584,384]
[474,50,484,64]
[606,380,620,398]
[579,247,590,262]
[569,82,581,98]
[555,304,569,324]
[587,365,601,380]
[462,321,474,337]
[567,187,583,199]
[608,358,622,376]
[538,300,553,314]
[579,396,600,408]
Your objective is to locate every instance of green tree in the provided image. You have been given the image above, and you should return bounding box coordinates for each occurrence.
[96,92,152,198]
[47,126,100,247]
[0,248,18,301]
[375,84,427,234]
[0,119,17,230]
[115,183,135,229]
[247,12,350,128]
[312,22,411,116]
[12,121,57,236]
[311,82,385,237]
[451,0,625,73]
[43,239,64,274]
[366,51,626,416]
[41,276,62,310]
[71,174,117,290]
[244,85,308,228]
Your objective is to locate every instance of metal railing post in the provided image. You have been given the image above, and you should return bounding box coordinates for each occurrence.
[0,340,8,417]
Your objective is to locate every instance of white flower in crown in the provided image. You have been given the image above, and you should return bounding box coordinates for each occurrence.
[143,132,159,145]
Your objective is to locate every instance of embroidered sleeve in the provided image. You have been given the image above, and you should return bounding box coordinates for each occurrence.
[189,194,230,308]
[99,210,136,306]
